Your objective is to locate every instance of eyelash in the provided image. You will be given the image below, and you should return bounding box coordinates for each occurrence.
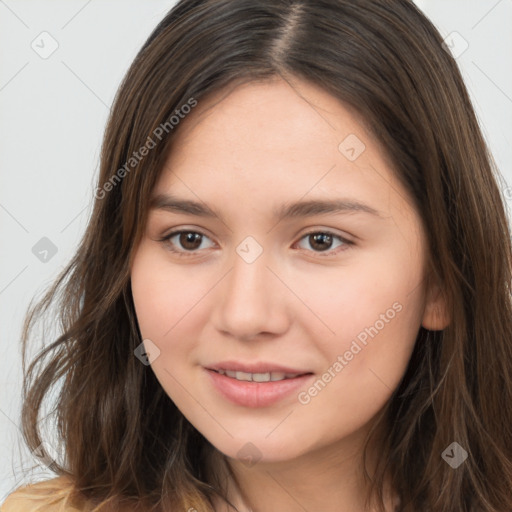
[157,229,354,258]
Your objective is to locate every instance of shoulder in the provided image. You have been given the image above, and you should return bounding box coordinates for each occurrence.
[0,476,83,512]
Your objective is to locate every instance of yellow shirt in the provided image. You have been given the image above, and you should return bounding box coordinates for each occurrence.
[0,476,83,512]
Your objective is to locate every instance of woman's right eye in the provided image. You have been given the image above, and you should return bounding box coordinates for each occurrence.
[158,230,215,257]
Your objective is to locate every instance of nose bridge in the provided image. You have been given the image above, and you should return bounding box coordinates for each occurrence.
[226,236,272,306]
[213,235,288,338]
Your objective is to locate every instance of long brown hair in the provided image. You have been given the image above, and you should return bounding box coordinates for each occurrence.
[18,1,512,511]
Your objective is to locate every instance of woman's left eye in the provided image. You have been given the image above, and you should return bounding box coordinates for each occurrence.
[158,229,353,258]
[295,230,352,256]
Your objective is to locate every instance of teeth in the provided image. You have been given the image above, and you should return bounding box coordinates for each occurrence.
[216,369,302,382]
[235,371,252,381]
[252,372,271,382]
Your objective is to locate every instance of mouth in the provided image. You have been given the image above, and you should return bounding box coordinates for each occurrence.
[204,365,315,408]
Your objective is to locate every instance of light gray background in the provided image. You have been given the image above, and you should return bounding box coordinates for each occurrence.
[1,0,511,500]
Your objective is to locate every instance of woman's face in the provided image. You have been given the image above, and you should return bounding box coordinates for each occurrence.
[130,77,444,465]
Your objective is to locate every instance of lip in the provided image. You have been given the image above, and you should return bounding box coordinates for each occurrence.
[204,366,314,408]
[206,360,310,374]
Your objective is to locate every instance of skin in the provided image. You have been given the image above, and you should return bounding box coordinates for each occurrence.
[130,76,448,512]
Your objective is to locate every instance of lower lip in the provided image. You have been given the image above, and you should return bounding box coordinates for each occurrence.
[205,368,314,408]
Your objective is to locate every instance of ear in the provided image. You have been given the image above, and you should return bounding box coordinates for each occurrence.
[421,273,450,331]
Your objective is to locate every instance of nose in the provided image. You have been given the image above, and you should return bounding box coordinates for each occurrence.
[212,246,290,342]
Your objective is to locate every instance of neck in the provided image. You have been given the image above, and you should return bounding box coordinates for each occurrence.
[206,424,399,512]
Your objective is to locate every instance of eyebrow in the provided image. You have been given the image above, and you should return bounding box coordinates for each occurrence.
[149,193,383,221]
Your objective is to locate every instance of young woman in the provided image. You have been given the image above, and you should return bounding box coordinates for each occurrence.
[3,1,512,511]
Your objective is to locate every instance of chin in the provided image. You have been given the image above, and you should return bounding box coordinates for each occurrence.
[205,431,311,467]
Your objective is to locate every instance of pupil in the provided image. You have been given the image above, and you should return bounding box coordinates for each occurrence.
[181,232,201,250]
[311,233,331,251]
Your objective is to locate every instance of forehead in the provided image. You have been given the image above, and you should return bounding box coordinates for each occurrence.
[168,77,374,162]
[151,77,414,224]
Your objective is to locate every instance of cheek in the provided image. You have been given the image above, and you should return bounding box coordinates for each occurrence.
[131,257,170,340]
[300,248,425,378]
[130,246,201,401]
[296,271,423,433]
[130,245,217,390]
[131,244,201,339]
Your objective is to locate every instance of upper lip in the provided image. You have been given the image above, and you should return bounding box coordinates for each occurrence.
[206,361,312,375]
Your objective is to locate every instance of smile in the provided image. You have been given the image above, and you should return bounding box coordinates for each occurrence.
[205,368,315,408]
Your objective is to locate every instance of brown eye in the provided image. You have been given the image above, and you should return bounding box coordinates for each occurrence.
[296,231,352,257]
[308,233,334,252]
[159,230,214,256]
[177,232,203,250]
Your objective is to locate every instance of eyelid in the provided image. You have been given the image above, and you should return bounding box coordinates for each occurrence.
[298,228,355,244]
